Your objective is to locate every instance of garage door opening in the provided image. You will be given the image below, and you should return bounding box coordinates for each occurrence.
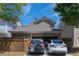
[32,36,60,47]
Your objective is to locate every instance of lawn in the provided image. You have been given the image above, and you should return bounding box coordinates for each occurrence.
[69,52,79,56]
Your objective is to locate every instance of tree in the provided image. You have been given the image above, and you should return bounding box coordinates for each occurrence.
[54,3,79,27]
[0,3,26,24]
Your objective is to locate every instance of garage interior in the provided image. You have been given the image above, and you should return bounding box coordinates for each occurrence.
[30,31,61,48]
[30,31,72,51]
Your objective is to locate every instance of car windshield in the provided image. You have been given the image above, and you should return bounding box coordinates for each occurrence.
[52,40,63,43]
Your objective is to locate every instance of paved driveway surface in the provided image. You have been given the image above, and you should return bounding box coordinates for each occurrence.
[0,51,72,56]
[28,50,72,56]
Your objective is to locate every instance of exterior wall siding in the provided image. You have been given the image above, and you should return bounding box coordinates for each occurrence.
[0,20,13,32]
[14,22,53,32]
[73,28,79,47]
[61,26,74,38]
[0,19,15,37]
[0,22,7,32]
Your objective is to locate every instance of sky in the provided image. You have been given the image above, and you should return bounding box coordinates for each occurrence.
[20,3,61,29]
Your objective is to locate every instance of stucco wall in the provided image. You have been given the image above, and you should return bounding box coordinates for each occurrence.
[0,19,14,37]
[73,28,79,47]
[0,19,14,32]
[61,25,74,38]
[15,22,53,32]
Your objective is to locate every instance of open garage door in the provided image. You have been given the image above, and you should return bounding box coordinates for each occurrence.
[32,36,60,47]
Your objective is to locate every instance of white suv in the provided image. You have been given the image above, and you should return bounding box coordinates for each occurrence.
[47,39,67,55]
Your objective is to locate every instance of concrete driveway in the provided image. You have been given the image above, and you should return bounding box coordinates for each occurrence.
[0,51,72,56]
[28,50,72,56]
[0,52,72,56]
[28,53,72,56]
[42,50,72,56]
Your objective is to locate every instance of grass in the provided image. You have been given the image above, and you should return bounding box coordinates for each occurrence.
[69,52,79,56]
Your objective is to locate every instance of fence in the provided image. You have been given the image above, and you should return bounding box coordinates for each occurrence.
[0,38,31,53]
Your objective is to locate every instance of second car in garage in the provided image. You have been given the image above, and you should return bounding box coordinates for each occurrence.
[47,39,68,55]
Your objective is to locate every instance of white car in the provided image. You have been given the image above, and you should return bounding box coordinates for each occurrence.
[47,39,67,55]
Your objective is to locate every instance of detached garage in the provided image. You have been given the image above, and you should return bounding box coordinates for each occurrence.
[9,17,73,52]
[9,31,61,52]
[9,17,62,52]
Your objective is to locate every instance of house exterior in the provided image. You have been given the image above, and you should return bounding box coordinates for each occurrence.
[0,19,16,37]
[61,25,79,48]
[8,17,63,52]
[58,21,79,48]
[0,19,16,52]
[10,17,79,52]
[0,19,23,38]
[0,17,79,52]
[17,21,23,26]
[73,28,79,48]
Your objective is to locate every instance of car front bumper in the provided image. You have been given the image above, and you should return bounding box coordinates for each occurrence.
[48,51,67,54]
[29,50,44,54]
[48,48,67,54]
[29,49,44,54]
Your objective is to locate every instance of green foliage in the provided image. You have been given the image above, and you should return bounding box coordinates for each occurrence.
[0,3,26,24]
[54,3,79,27]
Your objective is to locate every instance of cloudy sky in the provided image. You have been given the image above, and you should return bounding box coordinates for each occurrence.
[20,3,61,29]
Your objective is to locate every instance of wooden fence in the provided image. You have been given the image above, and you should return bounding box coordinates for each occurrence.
[0,38,31,52]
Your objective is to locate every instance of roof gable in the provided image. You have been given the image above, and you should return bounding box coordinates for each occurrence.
[13,16,56,32]
[33,16,56,27]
